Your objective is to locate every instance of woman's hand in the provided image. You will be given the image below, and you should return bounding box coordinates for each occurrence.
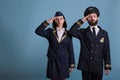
[47,17,57,24]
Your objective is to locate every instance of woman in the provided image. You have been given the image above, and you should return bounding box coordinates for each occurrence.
[35,11,75,80]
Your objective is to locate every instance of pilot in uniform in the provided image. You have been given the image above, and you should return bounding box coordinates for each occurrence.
[69,6,112,80]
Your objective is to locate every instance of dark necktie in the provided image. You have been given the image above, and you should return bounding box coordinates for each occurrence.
[92,28,96,36]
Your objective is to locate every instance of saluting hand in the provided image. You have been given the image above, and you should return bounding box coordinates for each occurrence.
[81,14,90,22]
[47,17,57,24]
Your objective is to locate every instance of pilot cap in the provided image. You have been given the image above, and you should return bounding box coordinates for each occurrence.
[84,6,100,17]
[55,11,64,17]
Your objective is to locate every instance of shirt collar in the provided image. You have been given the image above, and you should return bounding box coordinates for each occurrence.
[90,25,98,29]
[56,28,65,32]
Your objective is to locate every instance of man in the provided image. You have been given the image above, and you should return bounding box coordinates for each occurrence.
[69,6,112,80]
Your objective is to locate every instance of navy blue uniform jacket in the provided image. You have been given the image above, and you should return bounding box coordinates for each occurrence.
[35,21,75,78]
[69,19,111,74]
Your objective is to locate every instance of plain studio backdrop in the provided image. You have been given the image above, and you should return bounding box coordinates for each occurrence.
[0,0,120,80]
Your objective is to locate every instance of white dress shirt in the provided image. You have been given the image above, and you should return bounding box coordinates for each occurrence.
[90,25,99,36]
[56,28,65,42]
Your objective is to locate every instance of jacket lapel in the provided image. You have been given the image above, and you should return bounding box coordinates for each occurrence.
[53,30,67,43]
[94,27,103,43]
[61,31,67,42]
[85,26,103,44]
[95,26,102,38]
[85,27,96,43]
[53,30,59,42]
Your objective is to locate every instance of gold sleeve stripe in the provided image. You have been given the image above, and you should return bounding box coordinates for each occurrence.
[76,21,81,26]
[70,64,75,67]
[43,21,49,26]
[105,64,111,67]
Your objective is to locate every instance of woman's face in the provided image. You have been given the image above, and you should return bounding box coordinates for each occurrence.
[54,16,65,26]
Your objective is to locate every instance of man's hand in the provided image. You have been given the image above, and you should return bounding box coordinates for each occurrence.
[105,69,110,75]
[47,17,57,24]
[69,68,74,72]
[81,14,90,23]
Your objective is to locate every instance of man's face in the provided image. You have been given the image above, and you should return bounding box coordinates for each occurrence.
[87,13,98,26]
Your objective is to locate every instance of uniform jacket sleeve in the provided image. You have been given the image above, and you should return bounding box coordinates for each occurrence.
[69,19,84,38]
[103,32,112,70]
[35,20,49,39]
[68,35,75,68]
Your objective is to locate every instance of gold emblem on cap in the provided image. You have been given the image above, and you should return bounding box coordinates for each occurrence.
[89,7,94,10]
[100,37,104,43]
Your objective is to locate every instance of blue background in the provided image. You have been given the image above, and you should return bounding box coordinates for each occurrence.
[0,0,120,80]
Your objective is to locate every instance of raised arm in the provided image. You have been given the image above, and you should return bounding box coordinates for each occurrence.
[69,15,89,38]
[35,17,57,38]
